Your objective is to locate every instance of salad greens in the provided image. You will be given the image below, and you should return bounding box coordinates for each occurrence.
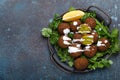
[68,6,76,11]
[41,7,120,70]
[56,46,74,67]
[81,11,96,22]
[41,28,52,37]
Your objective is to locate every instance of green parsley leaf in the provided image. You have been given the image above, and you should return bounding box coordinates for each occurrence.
[95,20,111,37]
[111,28,119,38]
[49,31,59,45]
[57,46,74,67]
[41,28,52,37]
[49,14,62,30]
[68,32,74,39]
[68,6,76,11]
[81,11,96,22]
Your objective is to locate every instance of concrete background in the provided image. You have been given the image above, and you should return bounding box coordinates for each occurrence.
[0,0,120,80]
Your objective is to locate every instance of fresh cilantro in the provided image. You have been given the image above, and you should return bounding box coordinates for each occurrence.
[95,20,111,38]
[88,58,113,70]
[49,14,62,30]
[111,28,119,38]
[68,32,74,39]
[49,31,59,45]
[57,46,74,67]
[41,28,52,37]
[68,6,76,11]
[81,11,96,22]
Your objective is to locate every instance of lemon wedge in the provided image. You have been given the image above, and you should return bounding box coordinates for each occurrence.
[62,10,85,22]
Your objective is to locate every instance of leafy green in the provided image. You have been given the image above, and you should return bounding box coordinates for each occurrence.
[95,20,111,38]
[68,6,76,11]
[49,31,59,45]
[111,28,119,38]
[57,46,74,67]
[41,28,52,37]
[88,58,113,70]
[49,14,62,30]
[81,11,96,22]
[68,32,74,39]
[110,28,120,54]
[88,20,120,70]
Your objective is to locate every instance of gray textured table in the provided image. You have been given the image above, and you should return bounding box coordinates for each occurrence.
[0,0,120,80]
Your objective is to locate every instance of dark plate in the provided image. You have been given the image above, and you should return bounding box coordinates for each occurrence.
[48,6,112,73]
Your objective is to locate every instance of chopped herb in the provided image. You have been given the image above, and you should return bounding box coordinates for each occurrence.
[95,20,111,38]
[49,31,59,45]
[41,28,52,37]
[68,32,74,39]
[57,46,74,67]
[49,14,62,30]
[81,11,96,22]
[88,58,113,70]
[69,6,76,11]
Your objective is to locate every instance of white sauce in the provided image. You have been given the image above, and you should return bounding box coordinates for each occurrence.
[99,36,101,38]
[73,21,78,26]
[85,45,91,49]
[68,46,84,53]
[63,41,71,45]
[88,35,94,38]
[99,28,102,31]
[78,31,91,33]
[63,36,71,41]
[92,32,95,35]
[72,39,85,42]
[104,40,108,43]
[76,44,81,48]
[85,45,91,51]
[86,44,92,46]
[77,26,80,30]
[70,32,74,34]
[93,30,96,32]
[63,28,70,35]
[97,41,105,46]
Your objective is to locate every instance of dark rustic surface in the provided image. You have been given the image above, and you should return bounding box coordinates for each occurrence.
[0,0,120,80]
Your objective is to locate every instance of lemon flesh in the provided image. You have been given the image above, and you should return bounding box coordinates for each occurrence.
[62,10,85,22]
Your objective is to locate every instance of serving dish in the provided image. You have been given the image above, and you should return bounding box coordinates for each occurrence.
[41,6,119,73]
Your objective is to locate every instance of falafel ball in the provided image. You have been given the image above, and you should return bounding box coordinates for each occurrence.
[97,38,110,51]
[73,33,82,39]
[72,33,82,44]
[74,58,88,70]
[58,23,70,35]
[92,31,99,43]
[84,45,97,58]
[85,17,96,29]
[70,20,81,32]
[58,36,71,48]
[68,44,82,58]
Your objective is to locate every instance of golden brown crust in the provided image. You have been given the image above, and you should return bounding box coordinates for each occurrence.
[70,20,81,32]
[84,45,97,58]
[85,18,96,29]
[74,58,88,70]
[58,23,70,35]
[97,38,110,51]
